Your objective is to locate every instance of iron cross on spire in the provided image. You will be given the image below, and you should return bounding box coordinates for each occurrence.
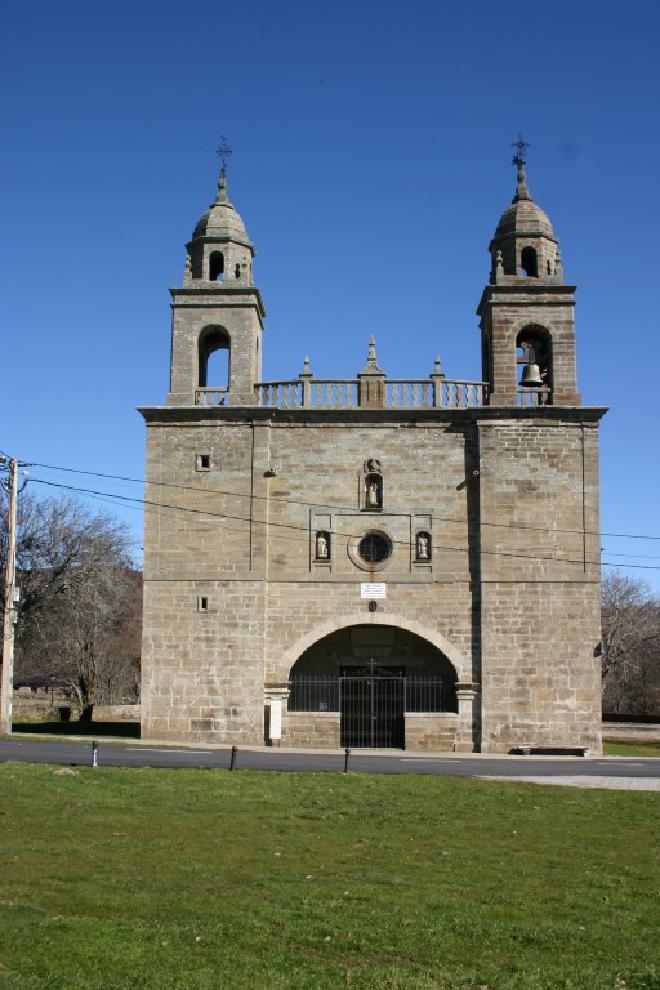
[512,133,530,167]
[215,135,233,177]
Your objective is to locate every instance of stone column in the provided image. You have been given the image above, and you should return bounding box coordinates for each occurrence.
[455,682,480,752]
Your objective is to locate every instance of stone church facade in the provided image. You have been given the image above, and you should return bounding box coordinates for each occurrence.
[139,150,605,753]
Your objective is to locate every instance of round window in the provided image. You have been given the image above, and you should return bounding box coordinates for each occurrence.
[358,531,392,564]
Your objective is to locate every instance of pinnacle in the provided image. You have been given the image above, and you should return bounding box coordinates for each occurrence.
[512,161,531,203]
[216,168,230,205]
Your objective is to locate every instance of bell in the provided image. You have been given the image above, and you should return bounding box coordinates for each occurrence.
[520,362,543,387]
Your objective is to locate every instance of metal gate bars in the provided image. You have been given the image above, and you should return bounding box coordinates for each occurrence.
[287,672,450,749]
[339,674,405,748]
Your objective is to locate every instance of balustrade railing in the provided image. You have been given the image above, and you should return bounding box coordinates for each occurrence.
[195,387,229,406]
[254,378,488,409]
[255,381,303,408]
[309,380,359,408]
[437,380,488,408]
[517,387,552,407]
[196,379,508,409]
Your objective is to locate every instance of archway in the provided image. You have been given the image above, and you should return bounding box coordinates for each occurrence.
[198,327,230,389]
[287,624,458,748]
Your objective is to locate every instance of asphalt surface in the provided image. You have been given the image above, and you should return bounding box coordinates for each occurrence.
[1,736,659,780]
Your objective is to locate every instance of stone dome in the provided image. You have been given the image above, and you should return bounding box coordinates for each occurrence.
[491,162,557,244]
[191,173,253,248]
[493,196,555,242]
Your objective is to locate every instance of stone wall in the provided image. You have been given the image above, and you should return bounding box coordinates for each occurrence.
[283,712,341,748]
[91,705,141,722]
[477,417,602,752]
[140,405,604,752]
[405,714,458,751]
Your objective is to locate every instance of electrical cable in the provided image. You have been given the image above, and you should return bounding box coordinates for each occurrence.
[26,475,660,572]
[20,458,660,544]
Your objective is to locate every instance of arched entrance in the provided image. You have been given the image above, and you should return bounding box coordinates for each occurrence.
[287,625,458,749]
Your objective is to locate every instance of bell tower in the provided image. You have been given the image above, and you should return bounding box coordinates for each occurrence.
[167,161,265,406]
[477,139,580,406]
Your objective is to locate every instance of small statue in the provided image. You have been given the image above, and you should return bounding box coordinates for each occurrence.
[416,533,430,560]
[184,255,192,280]
[367,479,381,507]
[316,532,328,559]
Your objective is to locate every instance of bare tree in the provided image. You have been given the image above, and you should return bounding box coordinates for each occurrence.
[1,490,141,707]
[601,572,660,715]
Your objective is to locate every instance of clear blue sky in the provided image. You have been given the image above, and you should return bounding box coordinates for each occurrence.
[2,0,660,588]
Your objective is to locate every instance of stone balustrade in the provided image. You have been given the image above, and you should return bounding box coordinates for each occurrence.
[253,377,488,409]
[517,386,552,407]
[195,387,229,406]
[195,381,554,410]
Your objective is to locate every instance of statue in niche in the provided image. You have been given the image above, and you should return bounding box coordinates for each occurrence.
[316,532,329,559]
[416,532,430,560]
[365,473,382,509]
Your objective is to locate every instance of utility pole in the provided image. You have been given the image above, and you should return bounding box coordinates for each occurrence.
[1,457,19,734]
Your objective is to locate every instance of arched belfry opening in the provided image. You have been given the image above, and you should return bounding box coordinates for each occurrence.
[520,246,538,277]
[199,327,230,389]
[209,251,225,281]
[287,625,458,748]
[516,324,552,391]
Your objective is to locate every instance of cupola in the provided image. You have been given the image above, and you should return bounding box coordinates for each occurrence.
[489,138,562,284]
[186,168,255,285]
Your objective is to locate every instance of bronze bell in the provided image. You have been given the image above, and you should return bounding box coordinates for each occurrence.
[520,362,543,387]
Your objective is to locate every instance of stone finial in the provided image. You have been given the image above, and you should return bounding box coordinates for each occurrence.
[299,355,314,405]
[431,355,444,378]
[512,161,531,202]
[357,336,386,407]
[495,249,504,282]
[217,169,230,205]
[361,335,383,373]
[554,249,563,277]
[298,355,313,378]
[183,254,192,282]
[430,354,445,406]
[511,133,531,203]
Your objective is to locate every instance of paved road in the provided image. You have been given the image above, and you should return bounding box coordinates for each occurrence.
[1,737,659,780]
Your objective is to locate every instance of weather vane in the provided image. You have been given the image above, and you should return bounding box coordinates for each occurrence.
[511,133,530,167]
[215,135,233,176]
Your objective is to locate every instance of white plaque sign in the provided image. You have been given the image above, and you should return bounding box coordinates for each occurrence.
[360,582,387,599]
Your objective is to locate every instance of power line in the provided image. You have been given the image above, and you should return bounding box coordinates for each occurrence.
[23,458,660,544]
[26,475,660,573]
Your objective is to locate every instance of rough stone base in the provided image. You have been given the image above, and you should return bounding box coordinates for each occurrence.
[284,712,340,748]
[405,713,458,751]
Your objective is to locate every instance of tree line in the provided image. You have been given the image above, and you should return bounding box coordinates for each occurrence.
[601,572,660,716]
[1,490,141,708]
[2,491,659,715]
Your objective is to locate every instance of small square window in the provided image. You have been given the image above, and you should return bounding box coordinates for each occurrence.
[197,596,209,613]
[196,453,211,472]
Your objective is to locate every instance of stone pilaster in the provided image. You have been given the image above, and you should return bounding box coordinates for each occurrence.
[455,682,480,752]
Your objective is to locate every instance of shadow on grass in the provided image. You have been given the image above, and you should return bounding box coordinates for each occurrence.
[13,720,141,739]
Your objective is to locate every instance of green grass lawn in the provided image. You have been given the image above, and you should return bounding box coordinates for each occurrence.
[603,740,660,757]
[0,765,658,990]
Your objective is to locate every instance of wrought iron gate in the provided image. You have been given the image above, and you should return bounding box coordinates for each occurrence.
[340,673,405,748]
[287,667,452,750]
